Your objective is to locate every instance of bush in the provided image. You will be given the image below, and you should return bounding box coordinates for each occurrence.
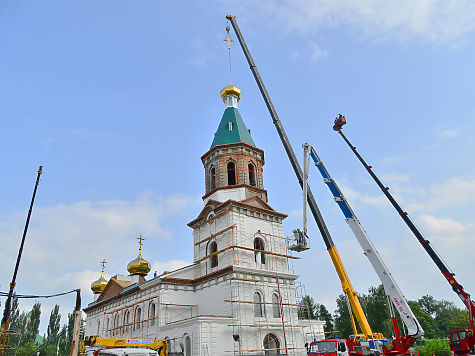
[412,338,451,356]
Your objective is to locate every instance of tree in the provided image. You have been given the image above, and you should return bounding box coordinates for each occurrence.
[434,300,469,337]
[58,324,68,356]
[9,295,20,331]
[418,295,438,316]
[47,305,61,342]
[8,295,25,347]
[408,300,438,338]
[298,295,318,319]
[318,304,334,336]
[333,294,354,339]
[25,302,41,343]
[59,312,75,356]
[16,341,38,356]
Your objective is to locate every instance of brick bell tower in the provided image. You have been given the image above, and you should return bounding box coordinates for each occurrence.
[201,84,267,204]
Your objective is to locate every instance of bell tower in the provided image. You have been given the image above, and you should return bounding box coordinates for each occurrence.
[201,84,267,204]
[189,84,292,277]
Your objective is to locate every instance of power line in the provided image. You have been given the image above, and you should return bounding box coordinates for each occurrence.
[0,289,78,299]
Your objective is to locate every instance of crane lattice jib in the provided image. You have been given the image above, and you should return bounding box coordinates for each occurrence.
[225,14,376,339]
[307,144,424,341]
[336,128,475,334]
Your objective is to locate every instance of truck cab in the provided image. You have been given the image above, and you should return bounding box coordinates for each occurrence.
[449,329,475,356]
[308,339,349,356]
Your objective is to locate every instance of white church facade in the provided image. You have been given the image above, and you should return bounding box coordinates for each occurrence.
[84,85,324,355]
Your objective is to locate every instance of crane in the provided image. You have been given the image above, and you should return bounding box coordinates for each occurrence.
[0,166,43,356]
[333,115,475,356]
[225,14,383,344]
[81,337,168,356]
[302,143,424,354]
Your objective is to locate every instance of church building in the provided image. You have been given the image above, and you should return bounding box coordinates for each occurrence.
[84,85,324,355]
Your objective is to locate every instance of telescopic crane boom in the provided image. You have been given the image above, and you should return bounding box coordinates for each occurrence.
[303,143,423,354]
[0,166,43,356]
[225,14,379,340]
[333,116,475,356]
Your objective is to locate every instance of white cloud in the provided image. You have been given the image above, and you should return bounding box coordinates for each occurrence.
[310,42,328,61]
[0,193,199,332]
[439,129,459,140]
[381,173,410,184]
[287,208,303,218]
[417,213,467,235]
[239,0,475,45]
[407,177,475,212]
[151,260,190,275]
[338,182,389,209]
[382,155,405,164]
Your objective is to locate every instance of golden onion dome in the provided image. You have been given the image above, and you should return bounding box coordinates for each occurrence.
[91,275,108,294]
[127,253,151,276]
[220,84,241,102]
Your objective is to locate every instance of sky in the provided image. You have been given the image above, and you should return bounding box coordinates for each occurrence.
[1,0,475,335]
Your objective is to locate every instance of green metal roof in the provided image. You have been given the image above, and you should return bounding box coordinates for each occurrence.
[210,107,256,148]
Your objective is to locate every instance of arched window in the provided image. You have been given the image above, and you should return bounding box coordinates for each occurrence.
[227,162,236,185]
[113,313,120,336]
[263,333,280,354]
[124,310,130,333]
[106,318,110,337]
[149,303,156,326]
[97,320,100,336]
[210,167,216,191]
[248,163,256,186]
[272,293,281,318]
[184,334,192,356]
[134,307,142,330]
[254,237,265,264]
[254,291,263,317]
[210,241,218,268]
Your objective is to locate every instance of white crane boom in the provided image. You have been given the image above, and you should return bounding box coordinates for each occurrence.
[303,143,423,339]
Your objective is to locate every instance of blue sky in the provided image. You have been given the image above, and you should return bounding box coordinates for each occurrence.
[1,0,474,334]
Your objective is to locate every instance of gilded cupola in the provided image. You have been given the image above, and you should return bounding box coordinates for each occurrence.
[91,259,108,294]
[127,235,151,276]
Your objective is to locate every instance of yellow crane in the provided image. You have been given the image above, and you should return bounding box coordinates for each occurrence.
[81,337,168,356]
[225,14,383,341]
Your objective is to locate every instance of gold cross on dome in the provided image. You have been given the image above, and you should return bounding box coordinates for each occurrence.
[137,235,145,252]
[100,259,107,276]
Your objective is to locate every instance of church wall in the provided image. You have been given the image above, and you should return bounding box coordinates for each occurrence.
[84,86,326,355]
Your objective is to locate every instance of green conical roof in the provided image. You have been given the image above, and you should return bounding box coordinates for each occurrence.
[210,107,256,148]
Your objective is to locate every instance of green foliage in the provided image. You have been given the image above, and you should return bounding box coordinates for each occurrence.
[58,324,69,356]
[412,338,451,356]
[364,285,394,337]
[15,341,39,356]
[333,294,354,339]
[39,344,58,356]
[298,295,318,319]
[419,295,438,316]
[318,304,334,336]
[7,295,26,348]
[409,295,470,338]
[25,302,41,343]
[408,300,438,338]
[47,305,61,342]
[434,300,470,337]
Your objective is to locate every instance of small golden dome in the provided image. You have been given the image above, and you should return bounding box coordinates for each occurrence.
[91,275,108,294]
[220,84,241,102]
[127,254,151,276]
[127,235,151,276]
